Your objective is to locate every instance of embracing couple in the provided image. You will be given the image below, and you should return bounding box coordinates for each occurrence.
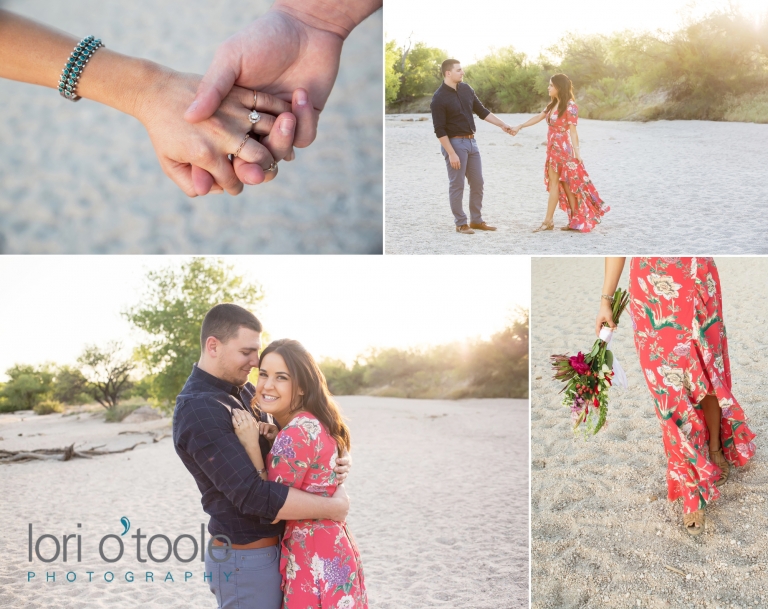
[0,0,380,197]
[173,304,366,609]
[431,59,610,234]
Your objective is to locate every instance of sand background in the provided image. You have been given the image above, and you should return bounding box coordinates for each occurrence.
[385,116,768,255]
[0,0,382,254]
[531,257,768,609]
[0,396,529,608]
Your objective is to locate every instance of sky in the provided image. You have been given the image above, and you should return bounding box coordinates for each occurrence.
[0,256,530,380]
[385,0,767,63]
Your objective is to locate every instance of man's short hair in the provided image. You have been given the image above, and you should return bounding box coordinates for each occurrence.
[441,59,460,77]
[200,304,262,350]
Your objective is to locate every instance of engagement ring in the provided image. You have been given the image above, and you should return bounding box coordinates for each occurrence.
[248,111,261,124]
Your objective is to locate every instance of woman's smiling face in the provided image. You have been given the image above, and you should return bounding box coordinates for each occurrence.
[256,352,301,423]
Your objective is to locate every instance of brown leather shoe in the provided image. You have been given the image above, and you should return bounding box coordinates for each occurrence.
[456,224,475,234]
[470,222,497,231]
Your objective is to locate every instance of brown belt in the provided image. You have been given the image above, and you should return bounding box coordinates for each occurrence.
[450,134,474,139]
[212,536,279,550]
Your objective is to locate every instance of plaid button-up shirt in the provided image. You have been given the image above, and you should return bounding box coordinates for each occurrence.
[173,364,288,544]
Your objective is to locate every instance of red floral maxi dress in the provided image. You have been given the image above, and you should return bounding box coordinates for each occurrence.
[628,257,756,514]
[544,100,609,232]
[268,413,367,609]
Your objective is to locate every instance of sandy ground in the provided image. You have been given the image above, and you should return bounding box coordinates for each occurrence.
[530,257,768,609]
[0,396,529,608]
[0,1,382,254]
[385,115,768,255]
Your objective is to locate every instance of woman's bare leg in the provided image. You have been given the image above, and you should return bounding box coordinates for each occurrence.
[701,395,722,451]
[563,179,578,216]
[544,167,560,223]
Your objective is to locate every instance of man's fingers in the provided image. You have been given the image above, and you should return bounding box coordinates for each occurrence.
[185,49,239,124]
[161,159,197,198]
[261,112,296,162]
[292,88,318,149]
[191,165,216,196]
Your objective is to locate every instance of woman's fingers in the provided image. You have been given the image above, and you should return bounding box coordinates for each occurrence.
[260,112,296,162]
[233,138,277,185]
[205,154,244,196]
[244,90,292,117]
[232,157,267,186]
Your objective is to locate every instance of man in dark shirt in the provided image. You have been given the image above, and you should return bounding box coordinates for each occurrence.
[431,59,515,234]
[173,303,351,609]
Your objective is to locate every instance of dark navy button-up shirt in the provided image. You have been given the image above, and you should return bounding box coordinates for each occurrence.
[430,81,491,139]
[173,364,289,544]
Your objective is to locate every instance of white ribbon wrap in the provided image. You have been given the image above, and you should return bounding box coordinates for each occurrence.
[599,327,628,389]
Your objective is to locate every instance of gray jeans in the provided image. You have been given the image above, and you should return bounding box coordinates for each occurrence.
[441,137,484,226]
[205,544,282,609]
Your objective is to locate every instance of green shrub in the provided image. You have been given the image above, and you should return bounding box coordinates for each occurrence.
[34,400,64,415]
[104,403,142,423]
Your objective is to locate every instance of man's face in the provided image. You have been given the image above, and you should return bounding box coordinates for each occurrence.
[446,64,464,84]
[215,328,262,386]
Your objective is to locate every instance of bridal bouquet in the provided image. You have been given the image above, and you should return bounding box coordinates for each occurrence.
[550,287,630,435]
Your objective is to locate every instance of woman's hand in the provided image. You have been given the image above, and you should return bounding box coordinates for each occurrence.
[133,67,296,197]
[258,421,279,443]
[574,149,584,163]
[232,408,262,449]
[333,450,352,484]
[595,298,617,337]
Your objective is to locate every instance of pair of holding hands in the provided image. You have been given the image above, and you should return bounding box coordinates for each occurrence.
[143,8,343,197]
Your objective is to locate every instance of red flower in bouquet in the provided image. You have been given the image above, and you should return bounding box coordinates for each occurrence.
[569,352,590,375]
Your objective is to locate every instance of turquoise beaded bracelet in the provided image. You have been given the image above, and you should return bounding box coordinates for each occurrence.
[58,36,104,102]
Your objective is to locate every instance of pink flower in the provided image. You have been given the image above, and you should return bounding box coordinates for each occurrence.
[569,352,590,375]
[672,342,690,357]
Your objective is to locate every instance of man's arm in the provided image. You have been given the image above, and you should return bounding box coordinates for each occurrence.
[469,88,513,134]
[484,112,514,134]
[438,135,460,170]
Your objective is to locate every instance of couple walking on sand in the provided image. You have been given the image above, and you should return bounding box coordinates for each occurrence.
[173,304,367,609]
[431,59,610,234]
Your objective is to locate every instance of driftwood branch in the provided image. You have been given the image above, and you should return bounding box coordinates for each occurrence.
[0,441,148,464]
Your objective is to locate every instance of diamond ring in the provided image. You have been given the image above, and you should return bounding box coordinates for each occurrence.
[248,111,261,124]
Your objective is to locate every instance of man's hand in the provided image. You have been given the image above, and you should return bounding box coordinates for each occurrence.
[329,484,351,522]
[333,450,352,484]
[448,152,461,170]
[502,124,516,135]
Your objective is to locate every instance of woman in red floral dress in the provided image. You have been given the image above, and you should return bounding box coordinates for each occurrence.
[512,73,609,232]
[597,257,756,535]
[233,339,367,608]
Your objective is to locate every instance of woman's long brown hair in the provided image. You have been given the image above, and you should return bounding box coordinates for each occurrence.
[545,73,575,123]
[253,339,351,453]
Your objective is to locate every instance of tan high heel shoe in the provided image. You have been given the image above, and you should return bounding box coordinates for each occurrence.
[711,447,730,487]
[532,220,554,233]
[683,509,705,536]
